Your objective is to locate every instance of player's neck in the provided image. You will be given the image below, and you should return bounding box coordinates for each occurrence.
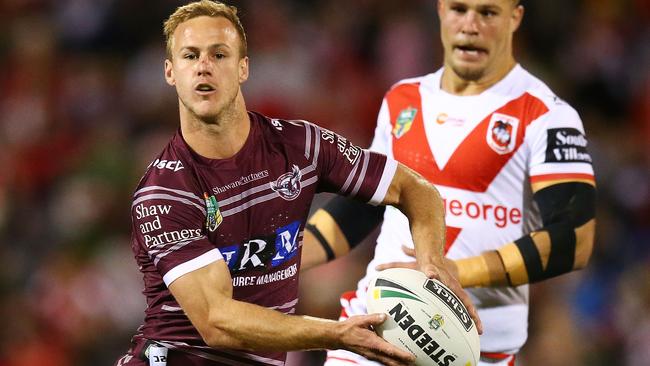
[180,94,251,160]
[441,58,517,96]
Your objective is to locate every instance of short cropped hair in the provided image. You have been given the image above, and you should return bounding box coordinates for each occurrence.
[163,0,247,60]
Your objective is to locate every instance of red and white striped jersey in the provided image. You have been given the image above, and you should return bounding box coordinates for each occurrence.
[358,65,595,353]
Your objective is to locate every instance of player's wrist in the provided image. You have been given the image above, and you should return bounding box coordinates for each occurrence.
[456,255,490,287]
[455,251,509,288]
[320,317,345,350]
[416,248,445,266]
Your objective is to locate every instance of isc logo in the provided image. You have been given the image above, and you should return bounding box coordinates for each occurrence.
[150,159,184,172]
[270,118,283,131]
[221,221,300,273]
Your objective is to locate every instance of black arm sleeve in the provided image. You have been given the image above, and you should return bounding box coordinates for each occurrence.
[321,196,385,248]
[513,182,595,283]
[535,181,596,228]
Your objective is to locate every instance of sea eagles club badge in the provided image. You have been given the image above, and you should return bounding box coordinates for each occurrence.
[271,165,302,201]
[393,106,418,139]
[204,193,223,232]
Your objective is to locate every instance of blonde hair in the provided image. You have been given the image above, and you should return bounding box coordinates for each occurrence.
[163,0,247,60]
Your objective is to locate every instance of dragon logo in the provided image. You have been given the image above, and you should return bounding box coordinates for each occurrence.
[486,113,519,155]
[271,165,302,201]
[491,120,513,148]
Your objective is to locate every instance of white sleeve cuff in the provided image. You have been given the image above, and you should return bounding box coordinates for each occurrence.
[368,158,398,205]
[162,249,224,287]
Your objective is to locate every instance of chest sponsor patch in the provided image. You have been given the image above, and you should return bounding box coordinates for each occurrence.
[221,221,300,275]
[545,128,592,163]
[436,112,465,126]
[212,170,269,195]
[486,113,519,155]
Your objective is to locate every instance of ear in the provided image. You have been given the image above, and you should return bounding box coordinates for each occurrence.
[238,56,249,84]
[511,4,524,32]
[164,59,175,86]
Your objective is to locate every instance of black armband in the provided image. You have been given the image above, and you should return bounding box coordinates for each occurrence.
[534,181,596,228]
[513,182,595,283]
[514,235,544,282]
[544,221,577,280]
[322,196,385,248]
[305,223,335,261]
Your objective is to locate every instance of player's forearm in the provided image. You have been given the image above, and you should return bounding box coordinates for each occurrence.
[172,262,342,352]
[385,165,446,265]
[405,187,446,266]
[454,181,596,288]
[452,251,508,288]
[454,218,596,287]
[204,297,340,351]
[496,218,595,286]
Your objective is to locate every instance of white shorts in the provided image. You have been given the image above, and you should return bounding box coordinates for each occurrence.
[324,291,517,366]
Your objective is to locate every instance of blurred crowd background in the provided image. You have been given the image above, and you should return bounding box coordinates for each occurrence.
[0,0,648,365]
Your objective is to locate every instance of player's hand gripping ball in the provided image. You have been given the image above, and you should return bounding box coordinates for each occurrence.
[366,268,480,366]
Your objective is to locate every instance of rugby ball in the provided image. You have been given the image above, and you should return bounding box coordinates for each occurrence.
[366,268,480,366]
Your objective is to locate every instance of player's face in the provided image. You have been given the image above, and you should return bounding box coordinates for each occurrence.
[164,16,248,122]
[438,0,522,81]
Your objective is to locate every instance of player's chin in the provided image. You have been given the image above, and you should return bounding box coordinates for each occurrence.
[192,104,222,121]
[450,62,487,82]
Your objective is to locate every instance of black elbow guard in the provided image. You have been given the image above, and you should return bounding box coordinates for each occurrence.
[516,182,595,283]
[322,196,385,248]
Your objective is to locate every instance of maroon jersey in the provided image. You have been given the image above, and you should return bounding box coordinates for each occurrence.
[127,112,397,365]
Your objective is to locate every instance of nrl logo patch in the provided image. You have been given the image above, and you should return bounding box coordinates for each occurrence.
[486,113,519,155]
[271,165,302,201]
[204,193,223,232]
[429,314,444,330]
[393,107,418,139]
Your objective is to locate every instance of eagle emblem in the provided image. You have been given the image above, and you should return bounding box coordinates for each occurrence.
[271,165,302,201]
